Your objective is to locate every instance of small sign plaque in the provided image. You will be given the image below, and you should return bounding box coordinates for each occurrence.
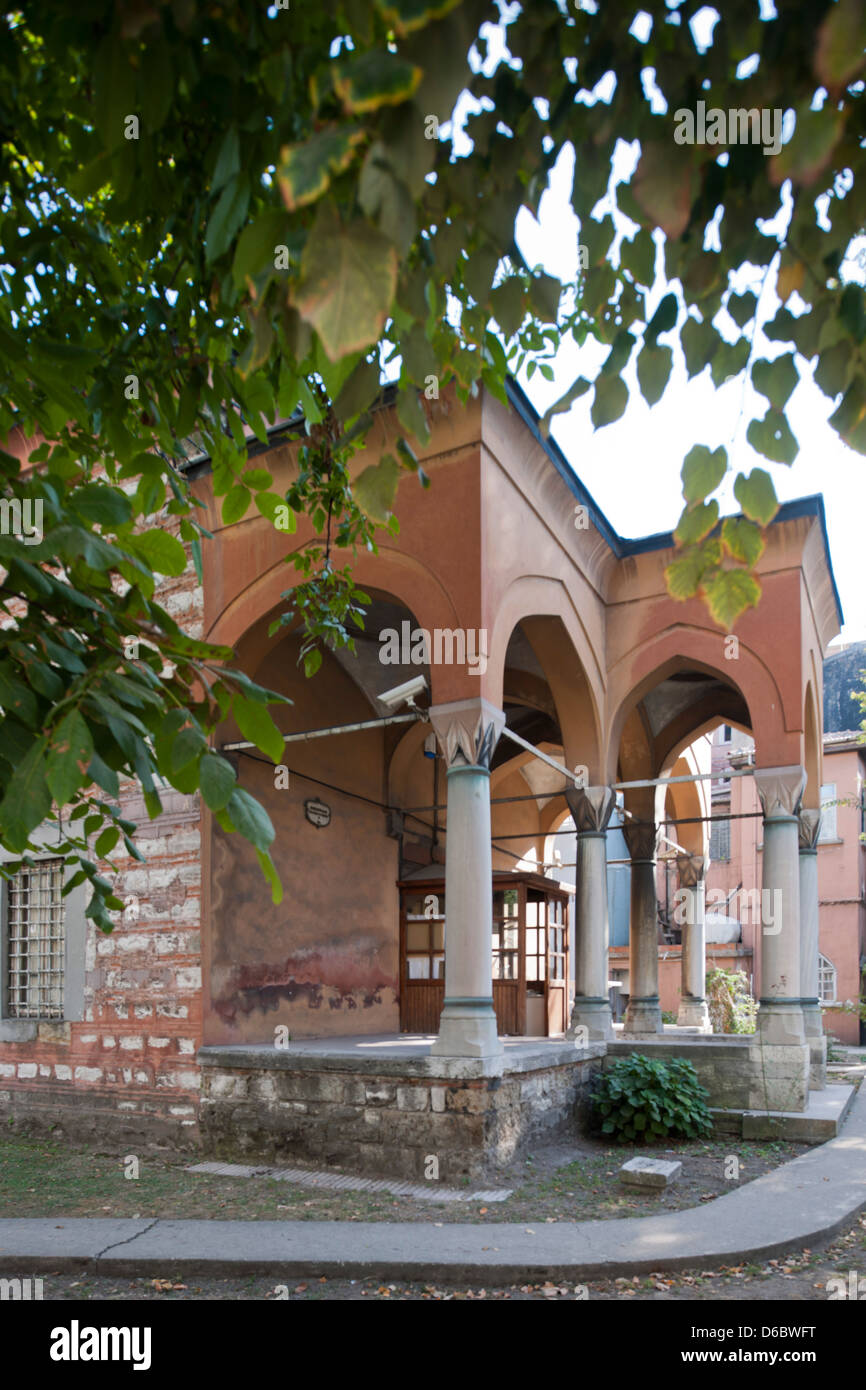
[304,798,331,828]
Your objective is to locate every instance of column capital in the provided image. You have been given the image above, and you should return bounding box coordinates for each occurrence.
[622,818,658,863]
[428,698,505,771]
[565,784,616,834]
[754,764,806,820]
[798,807,822,852]
[676,852,708,887]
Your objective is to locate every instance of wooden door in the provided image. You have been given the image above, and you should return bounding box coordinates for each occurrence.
[547,895,568,1035]
[400,887,445,1033]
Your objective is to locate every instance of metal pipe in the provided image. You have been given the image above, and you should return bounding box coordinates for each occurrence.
[613,766,755,791]
[222,710,424,751]
[499,725,583,786]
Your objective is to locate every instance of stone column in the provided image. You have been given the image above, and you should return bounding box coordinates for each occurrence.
[622,820,662,1034]
[676,853,711,1031]
[564,785,616,1042]
[798,808,826,1090]
[751,765,810,1112]
[428,697,505,1062]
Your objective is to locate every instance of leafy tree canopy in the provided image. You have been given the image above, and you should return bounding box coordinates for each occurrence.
[0,0,864,924]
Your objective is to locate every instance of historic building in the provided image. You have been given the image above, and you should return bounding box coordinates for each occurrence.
[0,380,846,1175]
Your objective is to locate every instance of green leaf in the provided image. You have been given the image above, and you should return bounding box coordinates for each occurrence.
[333,358,381,422]
[681,445,727,505]
[222,486,252,525]
[590,374,628,429]
[353,454,401,522]
[746,410,798,465]
[727,292,757,329]
[396,388,430,445]
[770,101,845,188]
[93,34,135,151]
[46,711,94,805]
[232,211,292,290]
[0,664,39,727]
[703,569,762,629]
[205,173,251,264]
[127,529,187,577]
[94,826,120,858]
[490,277,527,339]
[0,738,51,851]
[620,227,655,286]
[72,483,133,529]
[199,752,237,812]
[257,849,284,905]
[733,469,779,525]
[645,292,678,345]
[675,499,719,546]
[816,0,866,91]
[633,141,697,240]
[333,50,422,114]
[751,355,799,411]
[721,517,764,567]
[541,374,591,434]
[233,694,285,764]
[87,751,120,798]
[225,787,276,852]
[293,208,398,362]
[277,126,365,211]
[829,375,866,453]
[375,0,463,37]
[636,344,672,406]
[211,124,240,193]
[171,725,207,773]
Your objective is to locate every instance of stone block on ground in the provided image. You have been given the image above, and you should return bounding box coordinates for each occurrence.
[619,1156,682,1189]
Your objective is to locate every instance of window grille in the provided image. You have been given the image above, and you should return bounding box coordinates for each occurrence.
[5,859,65,1019]
[709,817,730,862]
[818,953,837,1004]
[819,784,837,842]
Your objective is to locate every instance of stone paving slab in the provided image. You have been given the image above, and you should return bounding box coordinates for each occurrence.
[185,1160,512,1204]
[0,1083,863,1284]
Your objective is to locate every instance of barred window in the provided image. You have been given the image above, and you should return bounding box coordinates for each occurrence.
[5,859,65,1019]
[709,817,730,862]
[818,784,837,842]
[818,953,837,1004]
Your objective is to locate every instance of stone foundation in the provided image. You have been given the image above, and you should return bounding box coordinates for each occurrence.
[198,1042,605,1181]
[0,1082,200,1151]
[607,1036,811,1114]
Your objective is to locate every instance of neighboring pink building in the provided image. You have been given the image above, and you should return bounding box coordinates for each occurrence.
[702,650,866,1045]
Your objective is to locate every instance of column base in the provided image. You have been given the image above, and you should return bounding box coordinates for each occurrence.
[430,1000,503,1061]
[757,999,807,1047]
[676,997,712,1031]
[623,996,662,1035]
[746,1040,810,1112]
[567,997,613,1043]
[802,1001,827,1090]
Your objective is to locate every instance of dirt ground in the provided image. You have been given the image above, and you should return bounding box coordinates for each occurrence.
[0,1130,815,1226]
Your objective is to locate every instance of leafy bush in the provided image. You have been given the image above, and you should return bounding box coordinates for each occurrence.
[706,967,757,1034]
[593,1054,713,1143]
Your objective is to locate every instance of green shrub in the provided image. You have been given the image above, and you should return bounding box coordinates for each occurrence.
[592,1054,713,1143]
[706,967,757,1034]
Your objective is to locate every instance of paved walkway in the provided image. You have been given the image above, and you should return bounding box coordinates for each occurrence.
[1,1083,864,1284]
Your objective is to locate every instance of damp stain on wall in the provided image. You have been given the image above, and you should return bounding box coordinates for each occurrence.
[213,947,397,1024]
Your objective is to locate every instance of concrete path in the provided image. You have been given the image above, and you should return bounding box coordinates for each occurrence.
[1,1083,864,1284]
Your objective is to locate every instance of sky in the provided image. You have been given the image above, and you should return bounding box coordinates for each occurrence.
[445,4,866,645]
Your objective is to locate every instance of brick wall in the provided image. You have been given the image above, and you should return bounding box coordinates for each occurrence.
[0,564,206,1149]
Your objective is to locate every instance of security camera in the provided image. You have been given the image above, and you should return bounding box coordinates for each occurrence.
[377,675,428,709]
